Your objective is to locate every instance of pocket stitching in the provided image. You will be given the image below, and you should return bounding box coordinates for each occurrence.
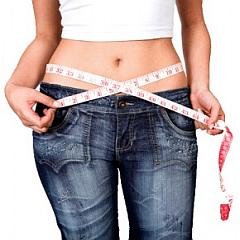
[47,107,75,132]
[158,106,196,137]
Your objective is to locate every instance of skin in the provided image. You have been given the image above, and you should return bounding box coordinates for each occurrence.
[4,0,224,135]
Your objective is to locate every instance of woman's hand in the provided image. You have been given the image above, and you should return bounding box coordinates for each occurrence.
[4,82,59,134]
[190,88,225,135]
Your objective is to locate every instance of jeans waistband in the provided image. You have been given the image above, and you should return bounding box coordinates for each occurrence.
[39,82,190,113]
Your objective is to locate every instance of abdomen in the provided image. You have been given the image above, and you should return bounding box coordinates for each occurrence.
[42,38,188,93]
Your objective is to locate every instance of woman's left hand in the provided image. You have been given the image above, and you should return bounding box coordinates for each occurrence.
[190,88,225,135]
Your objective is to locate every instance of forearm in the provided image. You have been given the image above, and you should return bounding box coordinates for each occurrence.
[181,21,211,93]
[5,36,60,90]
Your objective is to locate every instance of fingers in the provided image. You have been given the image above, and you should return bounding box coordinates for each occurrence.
[6,85,60,133]
[194,109,209,130]
[22,107,56,133]
[194,120,207,130]
[33,91,60,108]
[207,108,225,135]
[207,100,225,135]
[24,90,58,132]
[40,108,56,128]
[31,126,48,134]
[195,107,225,136]
[207,101,221,126]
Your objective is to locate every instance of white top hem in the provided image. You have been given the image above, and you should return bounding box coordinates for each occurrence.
[61,29,174,41]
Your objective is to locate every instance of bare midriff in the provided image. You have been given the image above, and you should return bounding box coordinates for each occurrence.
[42,38,188,95]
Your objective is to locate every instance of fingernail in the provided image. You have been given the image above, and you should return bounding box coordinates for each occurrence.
[53,101,60,107]
[209,124,214,130]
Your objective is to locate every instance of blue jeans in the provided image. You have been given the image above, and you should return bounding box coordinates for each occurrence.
[32,82,198,240]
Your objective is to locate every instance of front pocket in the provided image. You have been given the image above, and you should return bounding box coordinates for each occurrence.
[34,102,74,133]
[159,107,196,136]
[32,108,93,173]
[156,95,196,137]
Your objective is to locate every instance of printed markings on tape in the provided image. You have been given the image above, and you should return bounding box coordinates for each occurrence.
[45,62,233,220]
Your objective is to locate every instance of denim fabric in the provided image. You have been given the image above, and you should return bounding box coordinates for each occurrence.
[32,82,198,240]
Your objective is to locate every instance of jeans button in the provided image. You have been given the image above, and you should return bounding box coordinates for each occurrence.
[118,100,127,108]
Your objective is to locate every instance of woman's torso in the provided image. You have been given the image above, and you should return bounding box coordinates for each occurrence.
[42,38,188,95]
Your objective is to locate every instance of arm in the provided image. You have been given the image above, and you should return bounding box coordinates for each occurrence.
[4,0,62,133]
[176,0,224,135]
[5,0,62,90]
[176,0,210,92]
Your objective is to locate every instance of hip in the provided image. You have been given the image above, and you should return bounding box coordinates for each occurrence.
[33,83,197,172]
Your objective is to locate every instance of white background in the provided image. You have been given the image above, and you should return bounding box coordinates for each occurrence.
[0,1,240,239]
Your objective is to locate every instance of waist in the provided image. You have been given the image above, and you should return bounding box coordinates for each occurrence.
[42,38,188,94]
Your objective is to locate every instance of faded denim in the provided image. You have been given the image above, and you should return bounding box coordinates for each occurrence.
[32,82,198,240]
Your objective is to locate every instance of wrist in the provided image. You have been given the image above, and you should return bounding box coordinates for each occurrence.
[190,85,209,95]
[4,81,15,94]
[187,76,210,94]
[4,81,25,98]
[189,86,210,104]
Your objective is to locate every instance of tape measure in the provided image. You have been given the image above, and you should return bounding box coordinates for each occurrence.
[45,62,233,220]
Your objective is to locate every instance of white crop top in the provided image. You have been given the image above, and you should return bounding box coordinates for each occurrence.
[59,0,175,41]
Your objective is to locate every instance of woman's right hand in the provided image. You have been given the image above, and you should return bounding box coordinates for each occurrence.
[4,82,60,134]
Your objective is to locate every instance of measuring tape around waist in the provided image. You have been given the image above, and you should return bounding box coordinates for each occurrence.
[45,62,233,220]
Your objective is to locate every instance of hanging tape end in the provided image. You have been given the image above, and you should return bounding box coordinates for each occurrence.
[220,203,231,221]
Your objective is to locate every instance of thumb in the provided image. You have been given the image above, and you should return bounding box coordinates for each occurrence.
[34,92,60,108]
[207,105,220,126]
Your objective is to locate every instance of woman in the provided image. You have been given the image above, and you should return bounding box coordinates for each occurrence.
[4,0,225,239]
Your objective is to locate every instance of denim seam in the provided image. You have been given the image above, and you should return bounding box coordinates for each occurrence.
[82,112,93,163]
[115,112,121,163]
[116,114,136,151]
[47,159,86,174]
[148,111,161,166]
